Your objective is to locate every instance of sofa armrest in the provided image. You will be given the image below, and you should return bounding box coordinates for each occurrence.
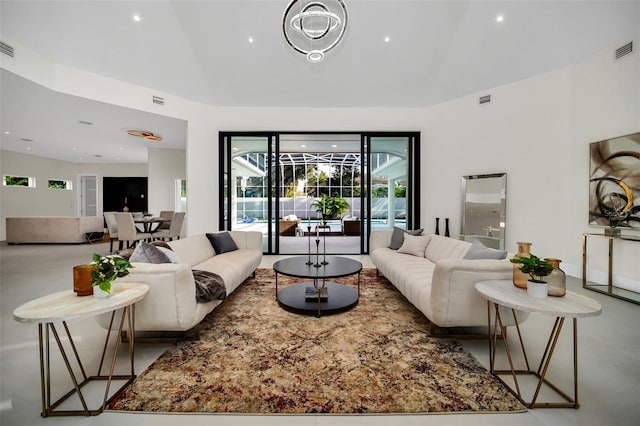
[114,262,200,331]
[429,258,514,327]
[369,231,392,253]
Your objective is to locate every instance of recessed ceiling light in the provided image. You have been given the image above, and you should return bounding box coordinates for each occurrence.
[496,15,504,23]
[26,147,31,150]
[384,36,390,43]
[73,147,77,151]
[248,37,254,44]
[3,131,10,135]
[332,144,338,148]
[300,144,307,148]
[132,14,142,22]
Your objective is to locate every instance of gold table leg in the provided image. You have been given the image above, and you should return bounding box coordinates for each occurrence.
[487,301,580,409]
[38,305,138,417]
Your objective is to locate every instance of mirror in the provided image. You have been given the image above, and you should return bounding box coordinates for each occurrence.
[460,173,506,250]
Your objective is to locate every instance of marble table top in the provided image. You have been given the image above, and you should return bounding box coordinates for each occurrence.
[476,280,602,318]
[13,282,149,324]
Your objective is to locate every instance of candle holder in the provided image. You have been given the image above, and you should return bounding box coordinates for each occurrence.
[314,238,322,267]
[321,226,328,265]
[305,225,313,265]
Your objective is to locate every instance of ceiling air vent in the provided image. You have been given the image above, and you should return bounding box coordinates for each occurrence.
[615,41,633,60]
[0,41,15,58]
[479,94,491,105]
[152,96,164,106]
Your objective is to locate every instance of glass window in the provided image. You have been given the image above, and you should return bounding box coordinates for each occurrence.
[48,179,72,190]
[3,175,36,188]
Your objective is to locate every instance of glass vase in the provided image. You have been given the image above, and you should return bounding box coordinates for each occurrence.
[73,264,94,296]
[513,241,532,289]
[544,258,566,297]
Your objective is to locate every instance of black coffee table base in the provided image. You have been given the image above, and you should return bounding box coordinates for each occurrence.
[277,282,358,317]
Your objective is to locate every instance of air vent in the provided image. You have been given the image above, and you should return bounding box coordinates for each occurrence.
[479,94,491,105]
[615,41,633,60]
[0,41,15,57]
[78,120,94,126]
[152,96,164,105]
[20,138,33,142]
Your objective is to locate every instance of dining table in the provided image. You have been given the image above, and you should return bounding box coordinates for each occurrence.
[133,216,170,233]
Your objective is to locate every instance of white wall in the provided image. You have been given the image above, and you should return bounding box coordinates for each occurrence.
[1,32,638,289]
[0,150,147,239]
[147,147,186,214]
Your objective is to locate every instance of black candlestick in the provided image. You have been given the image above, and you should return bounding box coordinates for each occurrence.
[314,238,321,267]
[305,225,313,265]
[321,227,328,265]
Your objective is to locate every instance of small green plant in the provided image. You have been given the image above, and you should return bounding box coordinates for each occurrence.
[90,253,133,294]
[311,193,350,219]
[510,254,553,283]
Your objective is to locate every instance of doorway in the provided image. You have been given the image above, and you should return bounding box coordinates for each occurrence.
[219,132,420,255]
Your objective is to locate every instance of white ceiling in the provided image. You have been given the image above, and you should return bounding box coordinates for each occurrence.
[1,0,639,162]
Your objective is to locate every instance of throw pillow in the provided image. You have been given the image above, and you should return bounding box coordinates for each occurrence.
[130,241,172,264]
[463,240,508,260]
[397,234,431,257]
[388,227,424,250]
[206,232,239,255]
[156,246,180,263]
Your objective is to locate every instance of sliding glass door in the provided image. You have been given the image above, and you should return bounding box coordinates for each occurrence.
[220,131,419,255]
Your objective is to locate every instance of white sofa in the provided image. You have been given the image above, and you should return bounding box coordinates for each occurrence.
[6,216,104,244]
[106,231,262,335]
[370,230,526,329]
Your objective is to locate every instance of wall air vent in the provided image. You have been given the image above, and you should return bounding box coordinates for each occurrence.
[0,41,15,57]
[615,41,633,60]
[152,96,164,105]
[479,95,491,105]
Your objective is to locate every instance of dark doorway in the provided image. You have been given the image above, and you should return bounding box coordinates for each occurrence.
[103,177,148,213]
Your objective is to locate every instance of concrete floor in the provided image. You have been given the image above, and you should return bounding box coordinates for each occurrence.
[1,241,639,426]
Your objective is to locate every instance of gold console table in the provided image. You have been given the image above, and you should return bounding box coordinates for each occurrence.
[582,233,640,305]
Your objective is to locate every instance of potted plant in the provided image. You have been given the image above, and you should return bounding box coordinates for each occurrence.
[90,253,133,297]
[311,193,350,223]
[510,254,553,299]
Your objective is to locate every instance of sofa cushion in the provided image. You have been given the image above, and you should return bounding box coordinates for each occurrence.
[463,240,507,260]
[389,227,424,250]
[424,235,472,263]
[168,234,216,267]
[397,234,431,257]
[130,241,172,264]
[207,232,239,254]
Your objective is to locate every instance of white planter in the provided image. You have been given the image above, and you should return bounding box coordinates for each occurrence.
[93,286,112,298]
[527,280,548,299]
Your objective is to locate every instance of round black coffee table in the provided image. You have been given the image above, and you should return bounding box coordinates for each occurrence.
[273,256,362,317]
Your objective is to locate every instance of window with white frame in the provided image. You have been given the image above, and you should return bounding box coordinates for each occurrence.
[3,175,36,188]
[175,179,187,212]
[48,179,73,190]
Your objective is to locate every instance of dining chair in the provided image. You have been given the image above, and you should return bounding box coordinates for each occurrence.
[153,212,185,241]
[103,211,122,252]
[114,212,152,248]
[157,210,174,230]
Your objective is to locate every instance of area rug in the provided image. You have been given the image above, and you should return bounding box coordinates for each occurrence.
[109,268,525,414]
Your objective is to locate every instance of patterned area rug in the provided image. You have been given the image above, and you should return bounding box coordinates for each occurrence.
[109,268,525,414]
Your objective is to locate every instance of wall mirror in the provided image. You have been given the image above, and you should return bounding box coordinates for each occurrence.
[460,173,506,250]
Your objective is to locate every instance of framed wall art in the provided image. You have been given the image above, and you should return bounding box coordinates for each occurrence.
[589,132,640,229]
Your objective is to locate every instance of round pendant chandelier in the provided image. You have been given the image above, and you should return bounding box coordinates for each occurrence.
[282,0,348,63]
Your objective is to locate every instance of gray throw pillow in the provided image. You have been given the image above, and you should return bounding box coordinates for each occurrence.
[388,227,424,250]
[206,232,239,254]
[463,240,507,260]
[130,241,172,263]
